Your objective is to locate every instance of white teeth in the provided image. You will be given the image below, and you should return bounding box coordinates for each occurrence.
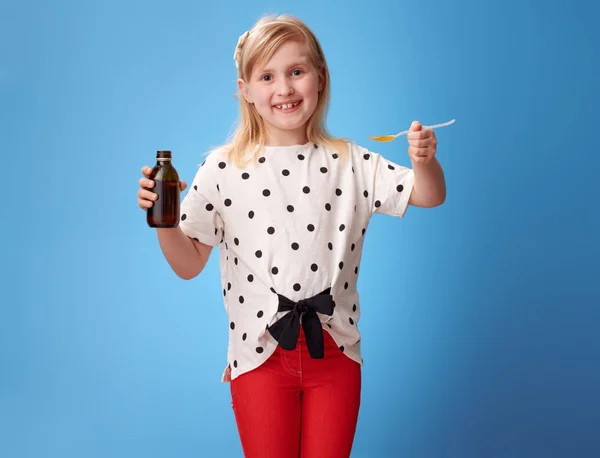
[275,102,300,110]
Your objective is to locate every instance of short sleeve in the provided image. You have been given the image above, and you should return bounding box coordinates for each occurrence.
[371,151,415,218]
[179,152,224,246]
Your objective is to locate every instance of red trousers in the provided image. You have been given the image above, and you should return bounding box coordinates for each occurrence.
[230,328,362,458]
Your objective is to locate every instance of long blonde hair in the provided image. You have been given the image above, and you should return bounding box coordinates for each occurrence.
[221,14,351,167]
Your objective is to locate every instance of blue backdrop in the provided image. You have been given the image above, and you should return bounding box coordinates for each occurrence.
[2,0,599,457]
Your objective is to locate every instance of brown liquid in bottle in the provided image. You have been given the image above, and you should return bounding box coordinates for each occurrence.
[147,150,180,228]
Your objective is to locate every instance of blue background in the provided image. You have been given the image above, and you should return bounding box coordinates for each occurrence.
[2,0,599,457]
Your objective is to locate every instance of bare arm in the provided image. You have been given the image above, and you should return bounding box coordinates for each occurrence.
[156,228,213,280]
[408,157,446,208]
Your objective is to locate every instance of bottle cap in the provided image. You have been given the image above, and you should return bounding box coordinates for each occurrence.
[156,150,172,159]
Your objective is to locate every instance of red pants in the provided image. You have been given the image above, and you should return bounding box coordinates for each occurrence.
[230,328,362,458]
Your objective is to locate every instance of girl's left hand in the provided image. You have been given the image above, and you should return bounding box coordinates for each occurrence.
[407,120,437,165]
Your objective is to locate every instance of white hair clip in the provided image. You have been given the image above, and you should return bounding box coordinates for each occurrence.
[233,31,250,69]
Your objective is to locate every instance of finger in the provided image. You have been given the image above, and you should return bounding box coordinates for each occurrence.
[409,147,431,157]
[408,139,434,148]
[407,132,421,140]
[141,166,153,177]
[139,189,158,201]
[139,177,155,188]
[138,198,153,209]
[424,130,437,143]
[145,190,158,200]
[179,181,187,191]
[410,120,422,131]
[407,129,432,140]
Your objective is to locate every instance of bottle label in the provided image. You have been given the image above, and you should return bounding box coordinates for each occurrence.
[147,179,180,228]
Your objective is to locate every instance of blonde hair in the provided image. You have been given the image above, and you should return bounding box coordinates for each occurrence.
[221,14,351,168]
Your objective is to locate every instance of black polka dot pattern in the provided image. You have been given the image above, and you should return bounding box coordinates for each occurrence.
[177,142,414,380]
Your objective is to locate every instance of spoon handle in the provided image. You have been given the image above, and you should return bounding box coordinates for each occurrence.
[397,118,456,137]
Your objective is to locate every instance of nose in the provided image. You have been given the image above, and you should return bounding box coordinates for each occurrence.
[276,77,294,96]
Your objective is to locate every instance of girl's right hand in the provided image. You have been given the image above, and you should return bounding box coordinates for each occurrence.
[138,166,187,210]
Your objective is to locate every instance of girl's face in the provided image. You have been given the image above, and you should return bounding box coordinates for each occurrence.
[239,40,324,146]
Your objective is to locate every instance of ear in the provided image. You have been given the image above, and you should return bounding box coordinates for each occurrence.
[237,79,253,104]
[318,71,325,92]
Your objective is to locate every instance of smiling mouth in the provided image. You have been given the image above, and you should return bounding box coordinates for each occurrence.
[274,101,302,111]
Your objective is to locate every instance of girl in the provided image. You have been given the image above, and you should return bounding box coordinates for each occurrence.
[137,14,445,458]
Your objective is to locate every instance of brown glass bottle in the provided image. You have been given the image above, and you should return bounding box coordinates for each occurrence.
[147,150,180,228]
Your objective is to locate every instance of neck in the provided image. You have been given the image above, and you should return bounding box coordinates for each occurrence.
[264,125,308,146]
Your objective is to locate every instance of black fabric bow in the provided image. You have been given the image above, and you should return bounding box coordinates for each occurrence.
[267,288,334,359]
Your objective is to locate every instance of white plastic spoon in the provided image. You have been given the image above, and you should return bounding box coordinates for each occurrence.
[369,118,456,142]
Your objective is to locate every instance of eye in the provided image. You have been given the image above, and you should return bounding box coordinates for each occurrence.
[292,69,304,76]
[260,74,272,82]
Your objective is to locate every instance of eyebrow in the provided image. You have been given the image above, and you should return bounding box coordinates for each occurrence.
[259,58,311,74]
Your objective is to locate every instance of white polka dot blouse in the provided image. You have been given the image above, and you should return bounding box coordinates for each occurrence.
[179,141,415,382]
